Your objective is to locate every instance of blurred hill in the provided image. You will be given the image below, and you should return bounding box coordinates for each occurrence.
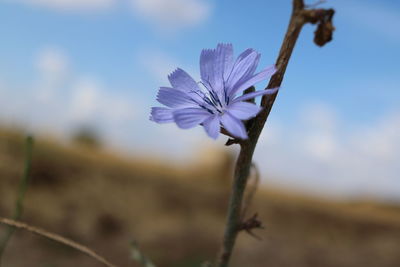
[1,127,400,267]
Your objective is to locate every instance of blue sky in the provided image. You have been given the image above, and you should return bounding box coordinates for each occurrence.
[0,0,399,199]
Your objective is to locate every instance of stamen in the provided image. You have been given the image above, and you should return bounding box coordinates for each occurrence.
[193,78,227,115]
[204,76,223,107]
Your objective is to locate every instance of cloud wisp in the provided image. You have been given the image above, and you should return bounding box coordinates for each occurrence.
[131,0,212,32]
[7,0,213,32]
[12,0,116,12]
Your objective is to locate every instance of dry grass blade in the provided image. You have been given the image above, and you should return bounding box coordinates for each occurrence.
[0,217,118,267]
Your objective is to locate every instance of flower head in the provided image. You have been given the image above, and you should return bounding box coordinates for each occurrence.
[150,43,278,139]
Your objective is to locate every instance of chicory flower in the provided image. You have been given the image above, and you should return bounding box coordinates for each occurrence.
[150,43,277,139]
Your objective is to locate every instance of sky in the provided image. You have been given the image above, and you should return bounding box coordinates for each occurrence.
[0,0,399,200]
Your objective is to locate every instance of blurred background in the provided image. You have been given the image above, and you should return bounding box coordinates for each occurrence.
[0,0,400,266]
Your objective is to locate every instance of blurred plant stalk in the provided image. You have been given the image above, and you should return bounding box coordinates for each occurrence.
[0,136,34,266]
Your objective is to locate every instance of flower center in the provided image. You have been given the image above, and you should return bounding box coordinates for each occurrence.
[187,80,227,115]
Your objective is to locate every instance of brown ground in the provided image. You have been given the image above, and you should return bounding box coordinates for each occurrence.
[0,128,400,267]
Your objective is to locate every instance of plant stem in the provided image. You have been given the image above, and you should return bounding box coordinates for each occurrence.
[216,1,335,266]
[0,136,34,264]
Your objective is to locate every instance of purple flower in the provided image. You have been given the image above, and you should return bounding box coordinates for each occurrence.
[150,43,278,140]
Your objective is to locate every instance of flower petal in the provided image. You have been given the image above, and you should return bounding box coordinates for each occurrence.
[220,112,248,139]
[168,68,200,92]
[200,48,216,85]
[226,49,260,95]
[229,65,276,97]
[173,108,211,129]
[200,44,235,102]
[213,43,234,88]
[232,87,279,103]
[202,115,220,139]
[150,107,173,123]
[227,102,262,120]
[218,44,235,81]
[157,87,196,108]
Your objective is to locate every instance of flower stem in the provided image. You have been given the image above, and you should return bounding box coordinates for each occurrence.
[217,143,257,267]
[216,1,335,266]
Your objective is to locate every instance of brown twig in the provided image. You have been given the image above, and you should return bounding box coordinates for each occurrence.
[238,213,264,241]
[216,1,335,266]
[0,217,117,267]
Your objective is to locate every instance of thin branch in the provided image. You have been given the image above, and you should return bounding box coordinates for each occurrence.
[216,0,335,266]
[0,217,117,267]
[0,136,34,264]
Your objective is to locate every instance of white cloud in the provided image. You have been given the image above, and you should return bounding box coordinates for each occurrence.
[131,0,212,31]
[300,103,338,161]
[68,77,138,124]
[0,46,139,150]
[303,133,336,161]
[33,47,70,105]
[8,0,212,31]
[139,48,198,84]
[36,46,69,76]
[12,0,116,12]
[255,102,400,200]
[139,50,179,83]
[300,103,337,133]
[35,47,70,88]
[69,78,101,121]
[351,113,400,162]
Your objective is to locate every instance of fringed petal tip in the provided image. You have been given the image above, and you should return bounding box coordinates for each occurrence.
[167,68,180,78]
[201,43,233,59]
[167,68,189,83]
[201,48,216,57]
[216,43,233,50]
[167,69,175,81]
